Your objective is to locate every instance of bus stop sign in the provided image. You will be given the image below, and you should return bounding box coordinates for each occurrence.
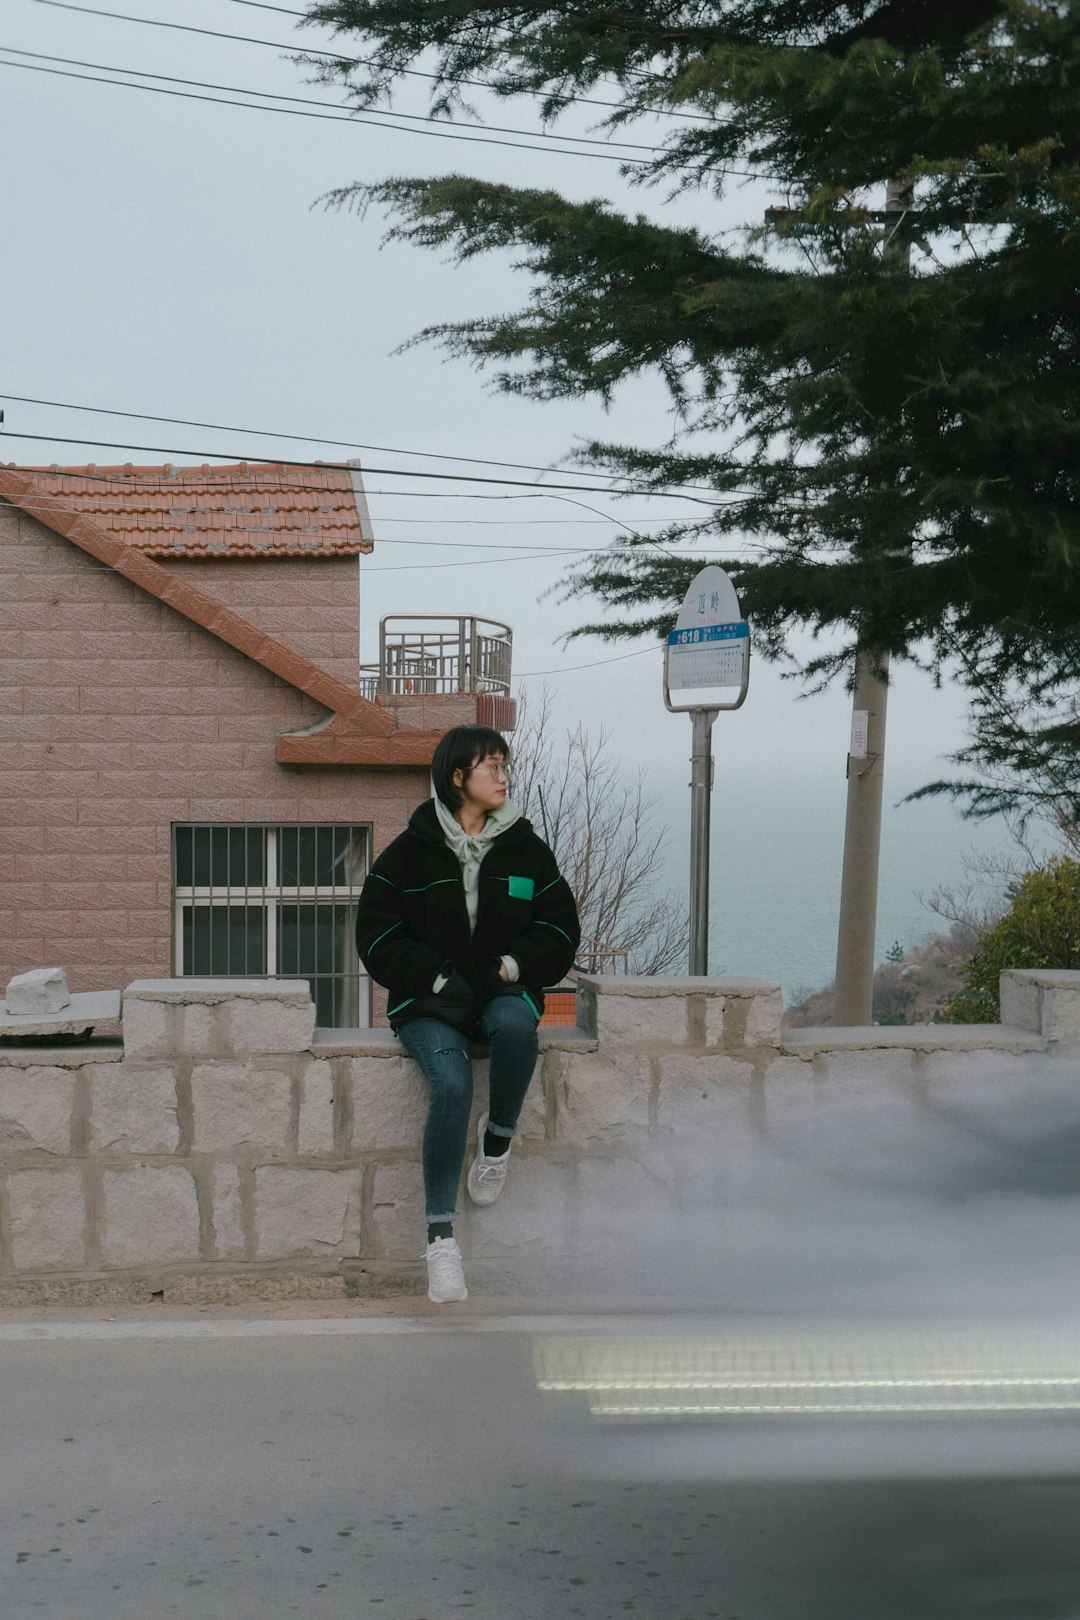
[664,564,750,712]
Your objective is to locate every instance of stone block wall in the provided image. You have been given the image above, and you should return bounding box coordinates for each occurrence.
[0,970,1076,1305]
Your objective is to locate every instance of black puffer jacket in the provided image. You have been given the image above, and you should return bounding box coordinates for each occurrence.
[355,799,580,1032]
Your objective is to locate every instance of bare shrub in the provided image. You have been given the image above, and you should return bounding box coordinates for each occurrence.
[510,687,688,975]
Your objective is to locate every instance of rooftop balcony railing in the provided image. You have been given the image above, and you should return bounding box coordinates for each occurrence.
[360,615,513,702]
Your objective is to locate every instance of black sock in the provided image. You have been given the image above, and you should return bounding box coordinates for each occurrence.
[427,1221,454,1244]
[483,1130,511,1158]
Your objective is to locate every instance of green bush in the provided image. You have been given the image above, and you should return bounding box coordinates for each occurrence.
[947,858,1080,1023]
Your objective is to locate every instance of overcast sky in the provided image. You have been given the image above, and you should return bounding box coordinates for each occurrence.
[2,0,1024,982]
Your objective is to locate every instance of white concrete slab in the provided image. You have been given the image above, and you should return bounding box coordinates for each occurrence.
[0,989,121,1040]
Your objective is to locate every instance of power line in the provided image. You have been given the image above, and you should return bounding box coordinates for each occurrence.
[5,488,765,569]
[2,462,757,509]
[1,35,770,174]
[0,391,722,494]
[0,47,676,166]
[31,0,721,124]
[1,41,664,151]
[1,501,706,551]
[345,516,693,525]
[514,643,663,676]
[6,473,761,554]
[0,431,731,504]
[363,551,581,571]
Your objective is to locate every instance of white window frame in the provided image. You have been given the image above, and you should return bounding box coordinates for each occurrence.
[172,823,371,1027]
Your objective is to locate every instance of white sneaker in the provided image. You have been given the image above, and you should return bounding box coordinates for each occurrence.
[467,1112,511,1207]
[425,1236,468,1303]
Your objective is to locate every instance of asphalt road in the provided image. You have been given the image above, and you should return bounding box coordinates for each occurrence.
[4,1315,1080,1620]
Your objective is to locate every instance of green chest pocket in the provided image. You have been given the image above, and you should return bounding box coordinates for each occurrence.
[507,876,535,901]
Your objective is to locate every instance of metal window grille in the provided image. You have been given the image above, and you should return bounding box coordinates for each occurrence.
[172,824,371,1028]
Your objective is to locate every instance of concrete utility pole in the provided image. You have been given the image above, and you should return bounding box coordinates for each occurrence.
[832,650,891,1022]
[832,178,911,1024]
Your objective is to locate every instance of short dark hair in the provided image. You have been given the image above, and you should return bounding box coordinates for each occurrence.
[431,725,509,810]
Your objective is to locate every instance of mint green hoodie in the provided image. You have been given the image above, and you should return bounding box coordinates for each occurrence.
[432,792,523,933]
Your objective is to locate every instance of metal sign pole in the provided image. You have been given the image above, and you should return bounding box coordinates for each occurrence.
[689,707,718,975]
[663,564,750,981]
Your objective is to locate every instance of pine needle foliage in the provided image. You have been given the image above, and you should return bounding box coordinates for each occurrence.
[307,0,1080,702]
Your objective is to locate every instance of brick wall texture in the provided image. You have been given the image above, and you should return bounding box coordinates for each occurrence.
[0,502,426,1000]
[166,557,360,686]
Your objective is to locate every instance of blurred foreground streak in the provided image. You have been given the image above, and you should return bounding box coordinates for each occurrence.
[535,1332,1080,1419]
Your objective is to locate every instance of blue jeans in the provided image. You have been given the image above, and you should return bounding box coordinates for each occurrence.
[397,994,539,1222]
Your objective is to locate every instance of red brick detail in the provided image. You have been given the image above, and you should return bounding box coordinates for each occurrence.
[5,461,373,559]
[477,693,518,732]
[0,467,393,740]
[539,991,578,1028]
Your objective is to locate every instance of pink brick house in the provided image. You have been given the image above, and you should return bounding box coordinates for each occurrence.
[0,461,514,1026]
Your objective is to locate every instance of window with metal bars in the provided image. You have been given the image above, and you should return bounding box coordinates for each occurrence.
[172,824,371,1028]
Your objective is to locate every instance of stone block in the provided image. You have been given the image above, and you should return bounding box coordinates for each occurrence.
[766,1049,948,1186]
[102,1165,201,1266]
[190,1063,292,1153]
[705,987,784,1046]
[5,967,70,1015]
[175,1002,216,1055]
[914,1049,1080,1156]
[1001,970,1080,1042]
[510,1069,548,1143]
[1042,985,1080,1043]
[88,1065,179,1153]
[759,1052,818,1106]
[465,1157,573,1265]
[218,995,315,1056]
[298,1060,335,1156]
[122,979,315,1059]
[254,1167,361,1259]
[701,996,727,1044]
[370,1161,426,1259]
[595,993,689,1047]
[0,1066,75,1155]
[1000,972,1042,1034]
[575,1153,678,1220]
[0,991,120,1042]
[211,1163,247,1260]
[918,1047,1038,1093]
[347,1054,427,1153]
[653,1052,755,1138]
[744,988,785,1044]
[555,1156,684,1296]
[121,995,169,1060]
[816,1048,917,1099]
[9,1167,86,1270]
[554,1053,651,1146]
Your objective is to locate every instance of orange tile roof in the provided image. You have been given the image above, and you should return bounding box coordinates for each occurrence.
[2,461,373,559]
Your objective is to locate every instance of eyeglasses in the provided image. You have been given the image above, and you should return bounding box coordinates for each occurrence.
[472,759,510,782]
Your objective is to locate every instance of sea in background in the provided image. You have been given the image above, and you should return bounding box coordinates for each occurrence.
[657,764,1034,1006]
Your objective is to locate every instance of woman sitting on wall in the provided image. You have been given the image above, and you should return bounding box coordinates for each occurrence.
[355,725,580,1303]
